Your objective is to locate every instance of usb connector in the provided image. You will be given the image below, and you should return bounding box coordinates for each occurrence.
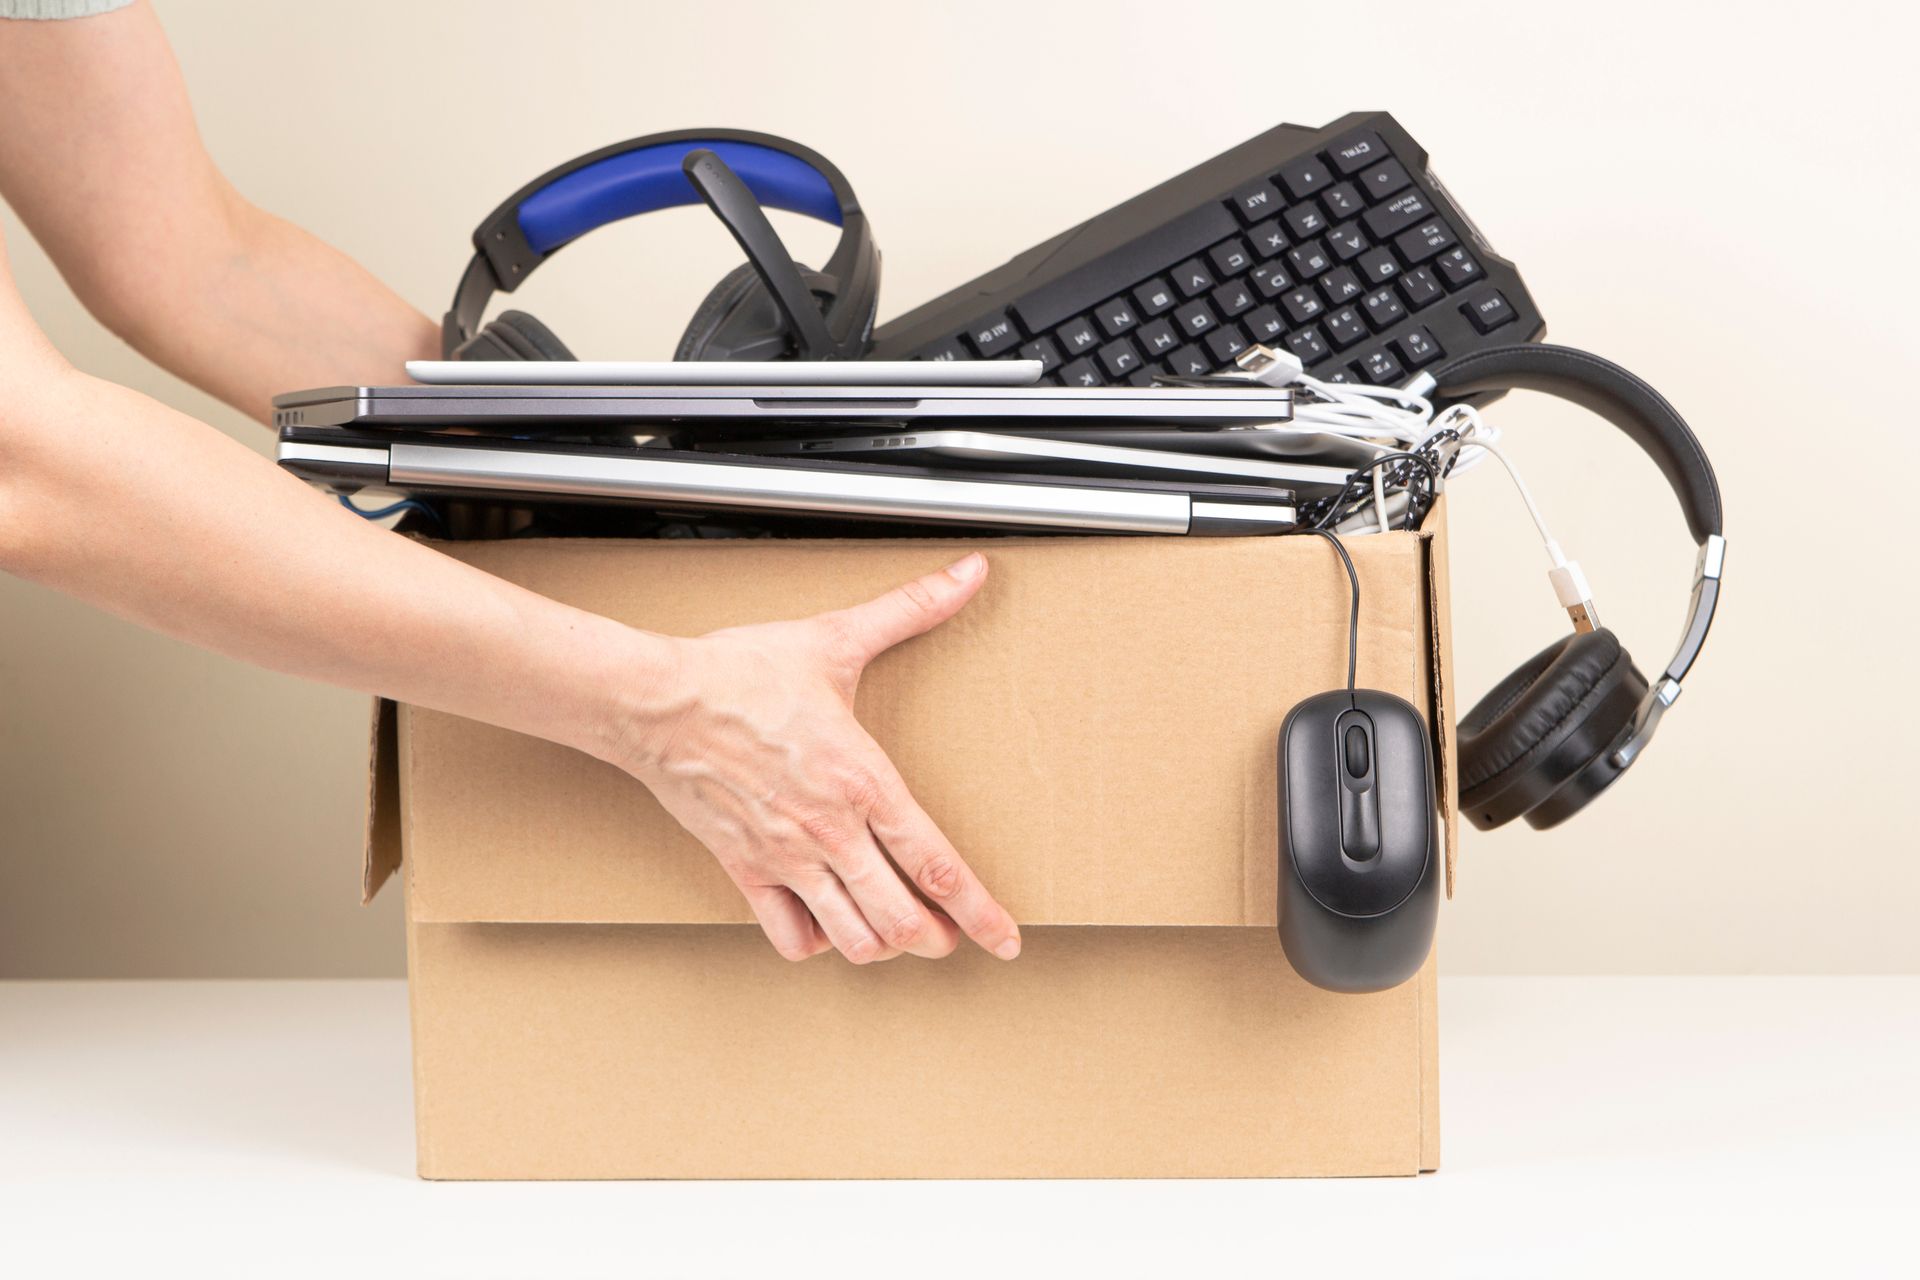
[1548,557,1600,632]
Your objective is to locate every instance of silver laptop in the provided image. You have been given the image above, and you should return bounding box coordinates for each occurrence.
[706,428,1354,494]
[271,382,1295,431]
[278,428,1296,536]
[405,358,1048,388]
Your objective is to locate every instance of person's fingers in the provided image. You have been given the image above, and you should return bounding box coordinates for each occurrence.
[866,768,1021,961]
[822,553,987,665]
[786,872,899,965]
[739,883,832,962]
[826,830,960,960]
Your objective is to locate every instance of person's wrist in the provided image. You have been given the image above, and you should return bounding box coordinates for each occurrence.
[579,621,690,775]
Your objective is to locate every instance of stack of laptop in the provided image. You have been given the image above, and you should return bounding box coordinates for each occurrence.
[273,358,1367,538]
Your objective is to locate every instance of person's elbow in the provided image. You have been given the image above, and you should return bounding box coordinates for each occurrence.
[0,358,80,580]
[55,177,256,358]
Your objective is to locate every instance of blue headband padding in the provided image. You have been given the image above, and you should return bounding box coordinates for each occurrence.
[516,140,843,255]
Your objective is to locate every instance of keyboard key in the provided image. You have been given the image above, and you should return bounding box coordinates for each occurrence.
[1318,266,1366,305]
[1136,317,1180,356]
[1357,247,1400,284]
[1126,368,1161,387]
[1394,219,1455,263]
[1133,277,1178,316]
[1095,297,1140,337]
[1205,324,1250,363]
[1285,326,1330,365]
[1097,337,1144,378]
[1170,257,1216,297]
[1173,299,1218,337]
[1243,304,1286,341]
[1393,326,1443,368]
[1229,179,1283,223]
[1280,287,1324,325]
[1010,201,1236,333]
[922,336,970,362]
[1362,190,1435,240]
[1399,267,1444,309]
[1359,158,1411,201]
[1018,336,1063,373]
[1210,279,1255,318]
[1164,344,1212,377]
[1462,288,1516,333]
[1247,218,1289,259]
[1434,247,1483,289]
[1059,355,1104,387]
[1284,204,1327,239]
[1321,182,1364,220]
[1324,306,1368,349]
[1360,286,1406,330]
[1209,237,1254,277]
[968,311,1021,356]
[1327,221,1370,262]
[1357,347,1405,384]
[1323,367,1358,384]
[1056,316,1101,355]
[1249,260,1292,298]
[1286,240,1332,278]
[1328,130,1389,176]
[1276,155,1332,201]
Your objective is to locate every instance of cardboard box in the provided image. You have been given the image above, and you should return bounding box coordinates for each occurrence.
[365,522,1459,1179]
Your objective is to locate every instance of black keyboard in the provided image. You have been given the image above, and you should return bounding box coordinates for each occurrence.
[870,112,1544,391]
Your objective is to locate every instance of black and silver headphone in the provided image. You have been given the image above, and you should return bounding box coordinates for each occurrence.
[442,129,880,365]
[1409,345,1724,832]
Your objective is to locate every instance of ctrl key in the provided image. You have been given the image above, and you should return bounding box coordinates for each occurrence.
[1462,289,1516,334]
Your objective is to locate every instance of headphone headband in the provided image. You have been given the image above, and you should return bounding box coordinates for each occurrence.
[442,129,875,359]
[1412,344,1722,542]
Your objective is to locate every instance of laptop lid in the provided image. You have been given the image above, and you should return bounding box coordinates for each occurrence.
[277,428,1295,537]
[270,383,1295,431]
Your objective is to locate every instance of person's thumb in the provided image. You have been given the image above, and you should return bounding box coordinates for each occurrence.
[825,553,988,664]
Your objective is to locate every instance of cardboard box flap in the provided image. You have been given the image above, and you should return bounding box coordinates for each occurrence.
[1422,500,1462,897]
[377,532,1454,926]
[363,698,401,906]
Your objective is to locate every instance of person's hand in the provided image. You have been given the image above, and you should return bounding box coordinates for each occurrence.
[611,552,1020,965]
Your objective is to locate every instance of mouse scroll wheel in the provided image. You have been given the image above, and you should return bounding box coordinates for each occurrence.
[1344,725,1370,778]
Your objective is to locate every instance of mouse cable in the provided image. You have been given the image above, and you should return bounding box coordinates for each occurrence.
[1298,528,1359,694]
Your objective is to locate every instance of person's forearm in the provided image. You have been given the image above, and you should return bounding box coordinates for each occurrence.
[0,3,438,422]
[0,365,663,761]
[94,191,440,422]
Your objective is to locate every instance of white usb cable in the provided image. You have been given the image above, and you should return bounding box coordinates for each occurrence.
[1226,343,1599,628]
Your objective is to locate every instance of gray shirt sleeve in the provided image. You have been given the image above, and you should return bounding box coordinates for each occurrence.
[0,0,136,18]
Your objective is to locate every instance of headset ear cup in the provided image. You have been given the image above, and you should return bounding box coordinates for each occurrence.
[1456,629,1647,831]
[453,310,577,362]
[674,264,764,361]
[675,262,831,362]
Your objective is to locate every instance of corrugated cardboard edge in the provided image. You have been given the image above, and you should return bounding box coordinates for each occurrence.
[1418,953,1441,1171]
[1423,500,1462,898]
[363,698,401,906]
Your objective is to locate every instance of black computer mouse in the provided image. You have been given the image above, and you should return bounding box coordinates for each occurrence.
[1276,688,1440,993]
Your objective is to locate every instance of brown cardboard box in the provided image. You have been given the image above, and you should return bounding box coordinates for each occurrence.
[366,522,1459,1179]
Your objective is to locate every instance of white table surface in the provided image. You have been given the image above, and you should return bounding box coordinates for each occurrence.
[3,976,1914,1277]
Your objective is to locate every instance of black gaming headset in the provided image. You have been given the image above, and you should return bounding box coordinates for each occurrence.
[1407,344,1726,832]
[442,129,880,364]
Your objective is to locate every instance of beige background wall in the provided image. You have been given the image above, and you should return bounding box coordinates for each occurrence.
[2,0,1911,976]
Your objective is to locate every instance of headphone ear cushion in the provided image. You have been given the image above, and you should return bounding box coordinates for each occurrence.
[675,262,826,362]
[455,309,577,362]
[1457,628,1647,830]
